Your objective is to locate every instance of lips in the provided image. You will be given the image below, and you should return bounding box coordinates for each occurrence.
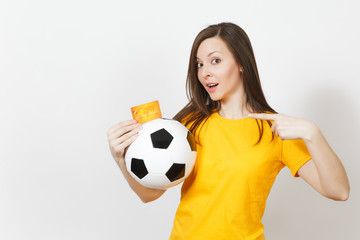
[206,82,218,87]
[206,83,219,92]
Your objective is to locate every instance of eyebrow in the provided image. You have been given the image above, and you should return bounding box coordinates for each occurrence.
[196,51,221,60]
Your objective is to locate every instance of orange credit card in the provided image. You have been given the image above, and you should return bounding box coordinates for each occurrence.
[131,100,162,124]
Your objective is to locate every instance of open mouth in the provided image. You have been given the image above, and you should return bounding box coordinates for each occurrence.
[208,83,219,88]
[207,83,219,92]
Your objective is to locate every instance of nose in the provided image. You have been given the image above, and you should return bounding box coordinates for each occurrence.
[199,64,212,79]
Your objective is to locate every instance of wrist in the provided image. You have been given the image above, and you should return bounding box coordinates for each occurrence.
[302,121,321,144]
[116,158,126,170]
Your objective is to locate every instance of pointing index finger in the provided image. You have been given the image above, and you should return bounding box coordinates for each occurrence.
[248,113,278,120]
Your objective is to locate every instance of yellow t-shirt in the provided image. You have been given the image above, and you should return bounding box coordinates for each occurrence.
[169,111,312,240]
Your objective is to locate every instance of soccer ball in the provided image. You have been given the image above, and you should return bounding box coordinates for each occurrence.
[124,118,197,190]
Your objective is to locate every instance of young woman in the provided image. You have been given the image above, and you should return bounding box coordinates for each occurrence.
[107,22,350,240]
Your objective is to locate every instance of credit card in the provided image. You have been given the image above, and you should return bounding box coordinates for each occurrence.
[131,100,162,123]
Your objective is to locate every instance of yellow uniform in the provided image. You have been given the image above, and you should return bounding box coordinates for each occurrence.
[169,111,311,240]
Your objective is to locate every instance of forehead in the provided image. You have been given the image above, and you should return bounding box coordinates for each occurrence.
[196,37,228,58]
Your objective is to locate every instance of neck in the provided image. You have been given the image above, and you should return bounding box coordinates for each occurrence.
[219,103,252,119]
[218,86,252,119]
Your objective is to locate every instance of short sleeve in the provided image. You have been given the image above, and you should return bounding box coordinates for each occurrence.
[281,139,312,177]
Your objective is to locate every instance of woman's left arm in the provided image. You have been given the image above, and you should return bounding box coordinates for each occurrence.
[248,113,350,201]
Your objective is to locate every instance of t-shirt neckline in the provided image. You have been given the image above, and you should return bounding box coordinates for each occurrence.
[213,111,251,123]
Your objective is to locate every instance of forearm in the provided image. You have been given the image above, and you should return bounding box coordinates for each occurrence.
[303,124,350,200]
[118,161,166,203]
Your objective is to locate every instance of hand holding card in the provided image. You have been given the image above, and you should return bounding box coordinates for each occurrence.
[131,100,162,124]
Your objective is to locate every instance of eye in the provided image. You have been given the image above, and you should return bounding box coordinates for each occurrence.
[196,62,203,68]
[212,58,221,64]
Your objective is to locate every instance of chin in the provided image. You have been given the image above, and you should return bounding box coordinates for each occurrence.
[209,95,222,102]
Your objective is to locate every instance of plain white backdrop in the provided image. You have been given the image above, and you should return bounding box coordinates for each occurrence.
[1,0,359,239]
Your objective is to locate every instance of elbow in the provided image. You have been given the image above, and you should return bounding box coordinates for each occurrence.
[339,184,351,201]
[341,194,349,201]
[339,189,350,201]
[141,196,156,203]
[334,192,349,201]
[139,190,166,203]
[325,188,350,201]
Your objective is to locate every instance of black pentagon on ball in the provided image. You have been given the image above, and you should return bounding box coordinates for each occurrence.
[166,163,185,182]
[150,128,174,149]
[131,158,148,179]
[187,131,197,151]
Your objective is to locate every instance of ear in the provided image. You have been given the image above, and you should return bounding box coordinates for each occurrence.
[239,65,244,73]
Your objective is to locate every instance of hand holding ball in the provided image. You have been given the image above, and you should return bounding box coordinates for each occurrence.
[125,118,197,190]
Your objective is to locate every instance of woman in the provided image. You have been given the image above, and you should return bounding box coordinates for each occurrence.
[107,22,350,240]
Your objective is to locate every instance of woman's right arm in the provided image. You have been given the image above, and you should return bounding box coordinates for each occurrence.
[107,119,166,203]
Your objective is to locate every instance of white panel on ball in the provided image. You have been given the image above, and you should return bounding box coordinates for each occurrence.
[125,118,197,190]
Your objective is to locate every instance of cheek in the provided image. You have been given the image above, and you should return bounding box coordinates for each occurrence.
[197,72,201,83]
[197,75,205,87]
[221,65,240,85]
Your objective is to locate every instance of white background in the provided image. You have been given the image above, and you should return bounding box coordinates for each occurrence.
[1,0,359,239]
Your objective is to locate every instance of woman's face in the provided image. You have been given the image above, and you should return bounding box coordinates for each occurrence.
[196,37,243,102]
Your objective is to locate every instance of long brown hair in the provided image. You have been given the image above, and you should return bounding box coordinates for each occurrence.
[173,22,276,146]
